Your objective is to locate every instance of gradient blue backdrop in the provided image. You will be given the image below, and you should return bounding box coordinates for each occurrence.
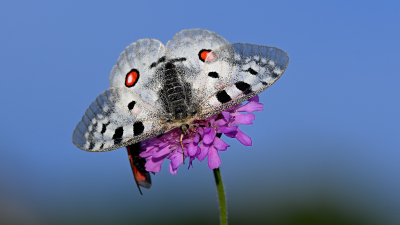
[1,1,399,224]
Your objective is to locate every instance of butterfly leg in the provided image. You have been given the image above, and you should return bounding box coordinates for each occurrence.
[179,124,191,164]
[180,133,186,164]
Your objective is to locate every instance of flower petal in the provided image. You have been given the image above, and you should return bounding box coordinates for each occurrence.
[213,137,230,151]
[217,126,238,134]
[236,129,252,146]
[145,157,164,173]
[232,114,255,125]
[169,162,178,174]
[170,151,183,171]
[188,141,200,156]
[154,141,169,150]
[198,127,204,136]
[139,148,156,158]
[193,133,200,143]
[182,138,192,144]
[188,156,196,169]
[249,95,259,102]
[215,112,230,126]
[203,128,216,144]
[207,145,221,169]
[225,129,238,138]
[152,146,171,158]
[221,111,230,120]
[197,142,210,162]
[237,101,263,112]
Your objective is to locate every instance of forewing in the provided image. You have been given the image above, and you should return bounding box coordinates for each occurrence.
[165,29,229,105]
[197,43,289,118]
[72,87,168,152]
[109,39,168,114]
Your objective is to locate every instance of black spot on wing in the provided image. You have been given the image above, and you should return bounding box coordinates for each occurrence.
[88,142,95,150]
[101,122,110,134]
[271,71,279,79]
[235,81,252,94]
[261,81,269,86]
[247,68,258,75]
[113,127,124,145]
[216,90,232,103]
[128,101,136,111]
[100,143,104,149]
[133,122,145,136]
[208,72,219,78]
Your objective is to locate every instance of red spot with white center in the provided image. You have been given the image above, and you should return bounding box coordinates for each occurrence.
[125,69,139,87]
[199,49,216,62]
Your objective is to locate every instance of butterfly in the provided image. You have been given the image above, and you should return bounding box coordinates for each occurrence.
[72,29,289,193]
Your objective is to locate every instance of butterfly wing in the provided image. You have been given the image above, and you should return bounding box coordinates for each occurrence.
[109,39,169,115]
[197,43,289,118]
[72,86,169,151]
[127,143,151,195]
[165,29,289,119]
[73,39,172,152]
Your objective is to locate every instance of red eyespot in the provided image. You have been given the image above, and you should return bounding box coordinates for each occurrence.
[125,69,140,87]
[199,49,216,62]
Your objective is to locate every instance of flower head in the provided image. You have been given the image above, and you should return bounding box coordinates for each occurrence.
[139,96,264,174]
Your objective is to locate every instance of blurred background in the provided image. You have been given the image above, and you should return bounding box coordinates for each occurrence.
[1,1,399,224]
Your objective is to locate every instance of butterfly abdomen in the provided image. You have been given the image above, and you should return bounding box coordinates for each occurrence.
[163,62,189,121]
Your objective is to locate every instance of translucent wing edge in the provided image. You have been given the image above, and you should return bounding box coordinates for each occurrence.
[72,123,168,152]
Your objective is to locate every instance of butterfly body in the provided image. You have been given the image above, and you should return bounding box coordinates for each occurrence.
[159,61,193,122]
[146,59,199,132]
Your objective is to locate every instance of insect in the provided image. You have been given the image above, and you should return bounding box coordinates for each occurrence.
[72,29,289,193]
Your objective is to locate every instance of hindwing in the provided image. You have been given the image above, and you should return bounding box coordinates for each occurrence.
[72,87,168,152]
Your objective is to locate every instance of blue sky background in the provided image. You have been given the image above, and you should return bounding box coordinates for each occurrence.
[1,1,399,224]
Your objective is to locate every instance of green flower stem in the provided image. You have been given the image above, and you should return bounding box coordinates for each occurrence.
[213,167,227,225]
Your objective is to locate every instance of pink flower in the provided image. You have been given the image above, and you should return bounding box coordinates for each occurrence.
[139,96,263,174]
